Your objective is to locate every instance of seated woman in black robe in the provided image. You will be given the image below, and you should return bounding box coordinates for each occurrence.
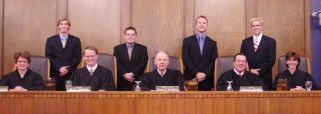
[273,51,319,91]
[139,51,185,91]
[0,51,45,91]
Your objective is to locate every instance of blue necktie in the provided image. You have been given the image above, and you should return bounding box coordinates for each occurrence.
[198,37,204,55]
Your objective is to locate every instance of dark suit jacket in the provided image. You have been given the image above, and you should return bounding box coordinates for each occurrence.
[113,43,148,90]
[240,35,276,89]
[45,34,82,77]
[182,35,218,90]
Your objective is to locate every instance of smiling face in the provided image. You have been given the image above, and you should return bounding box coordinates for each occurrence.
[15,57,29,71]
[154,52,169,71]
[57,20,70,34]
[195,17,208,33]
[233,55,247,73]
[84,49,98,67]
[124,29,137,44]
[286,57,299,69]
[251,20,263,36]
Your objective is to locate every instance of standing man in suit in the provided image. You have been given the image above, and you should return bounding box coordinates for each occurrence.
[240,18,276,90]
[113,27,148,91]
[182,15,218,91]
[45,18,82,91]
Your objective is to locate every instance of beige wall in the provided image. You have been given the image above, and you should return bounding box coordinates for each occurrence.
[0,0,311,75]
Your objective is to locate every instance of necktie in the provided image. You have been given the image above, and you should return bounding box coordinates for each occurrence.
[61,37,67,48]
[198,37,204,55]
[253,37,259,52]
[89,69,94,75]
[128,45,133,60]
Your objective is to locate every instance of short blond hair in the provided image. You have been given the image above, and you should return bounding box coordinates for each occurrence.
[250,18,263,26]
[57,18,71,26]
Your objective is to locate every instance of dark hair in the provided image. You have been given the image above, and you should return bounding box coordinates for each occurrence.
[195,15,208,24]
[84,46,98,55]
[57,17,71,26]
[233,53,247,62]
[285,51,300,68]
[124,27,137,35]
[14,51,31,64]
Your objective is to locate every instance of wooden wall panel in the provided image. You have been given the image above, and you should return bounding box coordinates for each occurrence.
[3,0,57,74]
[0,0,311,76]
[0,0,3,75]
[132,0,185,57]
[67,0,121,54]
[195,0,246,56]
[255,0,306,57]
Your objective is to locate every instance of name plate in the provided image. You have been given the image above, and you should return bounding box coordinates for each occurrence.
[67,86,91,92]
[0,86,8,92]
[239,86,263,92]
[155,86,180,91]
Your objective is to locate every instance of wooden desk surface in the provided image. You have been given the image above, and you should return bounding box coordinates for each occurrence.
[0,91,320,114]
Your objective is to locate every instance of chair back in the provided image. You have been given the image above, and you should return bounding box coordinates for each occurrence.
[278,56,310,73]
[148,56,183,72]
[82,53,117,86]
[29,55,50,81]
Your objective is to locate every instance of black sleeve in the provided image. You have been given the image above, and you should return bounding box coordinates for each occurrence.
[132,46,148,78]
[28,73,45,91]
[113,46,127,76]
[182,38,198,75]
[216,73,228,91]
[67,38,82,73]
[103,70,116,91]
[176,71,185,91]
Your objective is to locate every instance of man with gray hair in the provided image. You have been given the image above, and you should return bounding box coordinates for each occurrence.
[139,51,185,91]
[240,18,276,90]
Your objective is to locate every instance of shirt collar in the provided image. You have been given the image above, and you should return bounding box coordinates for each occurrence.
[87,64,98,72]
[126,43,134,48]
[59,34,69,40]
[253,33,263,42]
[157,69,167,77]
[196,32,206,39]
[233,68,244,76]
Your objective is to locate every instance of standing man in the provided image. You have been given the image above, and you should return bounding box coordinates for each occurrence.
[113,27,148,91]
[240,18,276,90]
[45,18,82,91]
[182,15,218,91]
[71,46,116,91]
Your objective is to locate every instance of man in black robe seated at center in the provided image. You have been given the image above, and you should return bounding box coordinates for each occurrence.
[70,46,116,91]
[217,53,264,91]
[139,51,185,91]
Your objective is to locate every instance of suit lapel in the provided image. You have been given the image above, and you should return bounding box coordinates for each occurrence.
[54,35,64,50]
[64,35,73,49]
[121,44,130,62]
[202,36,210,57]
[130,43,137,62]
[256,35,266,54]
[192,35,202,57]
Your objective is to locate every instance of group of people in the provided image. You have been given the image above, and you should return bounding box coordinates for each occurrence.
[0,16,319,91]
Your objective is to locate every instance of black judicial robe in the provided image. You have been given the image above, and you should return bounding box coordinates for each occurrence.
[140,69,185,91]
[273,69,319,90]
[217,69,264,91]
[70,65,116,91]
[0,69,45,90]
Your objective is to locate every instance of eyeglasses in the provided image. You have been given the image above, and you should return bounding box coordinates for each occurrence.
[17,60,28,63]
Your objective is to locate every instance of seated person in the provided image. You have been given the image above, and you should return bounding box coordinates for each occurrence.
[70,46,116,91]
[0,51,45,91]
[217,53,264,91]
[139,51,185,91]
[273,51,319,91]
